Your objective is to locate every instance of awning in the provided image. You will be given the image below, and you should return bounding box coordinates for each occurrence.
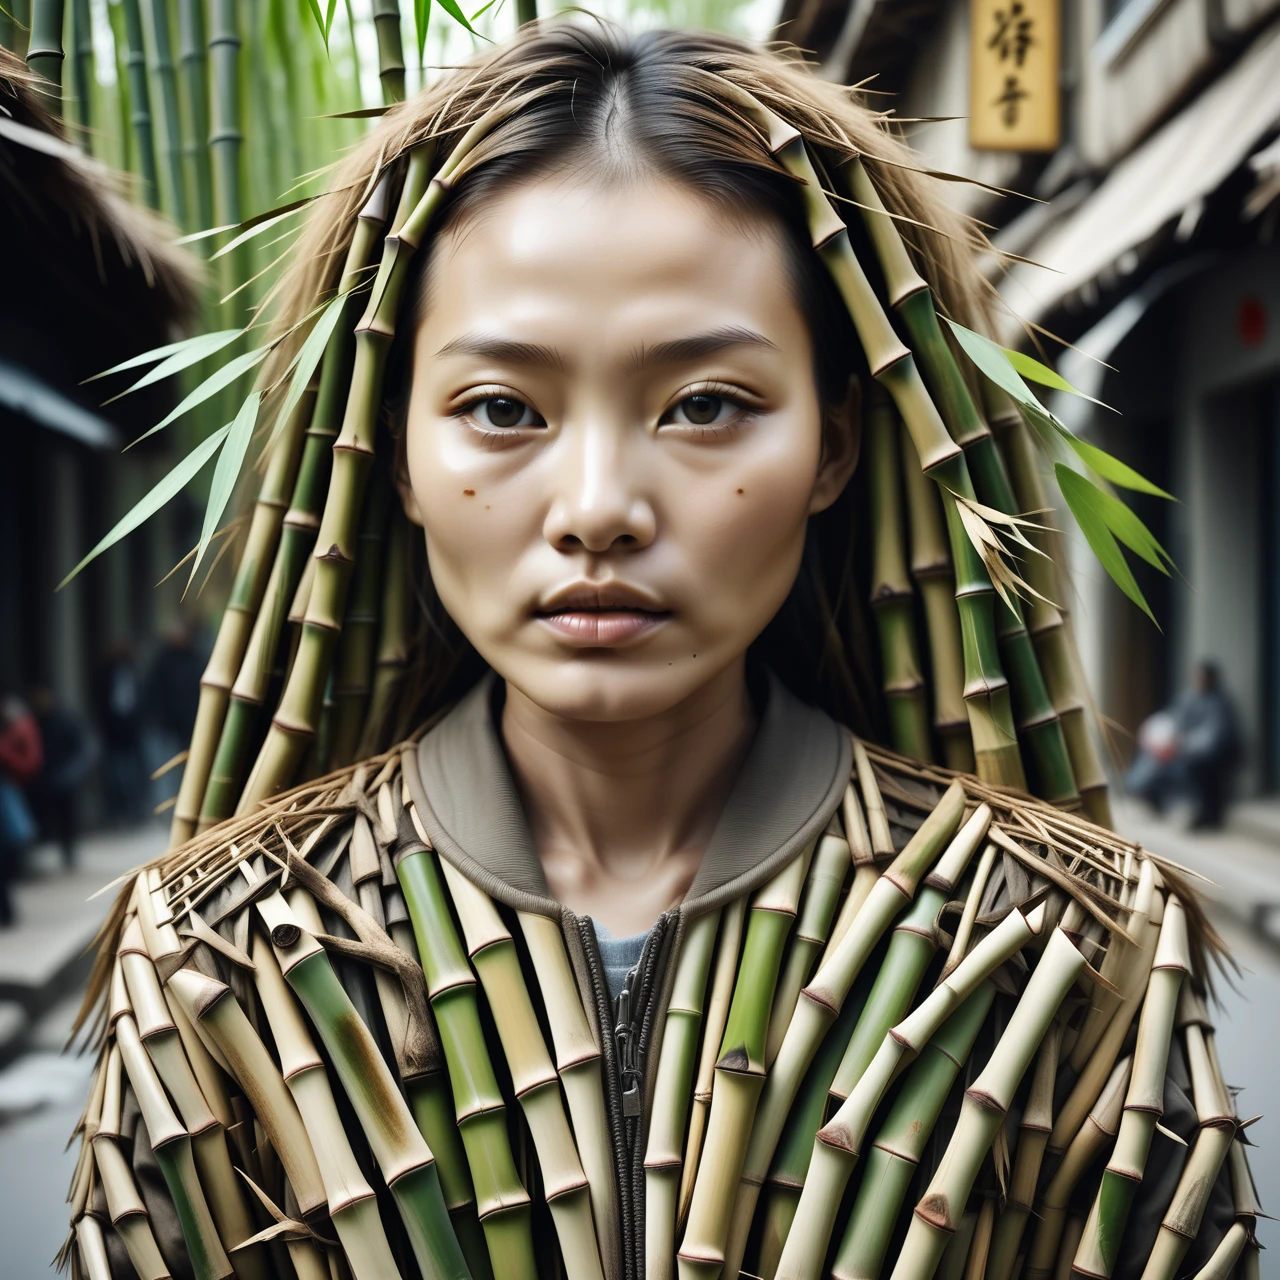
[996,18,1280,329]
[0,358,120,451]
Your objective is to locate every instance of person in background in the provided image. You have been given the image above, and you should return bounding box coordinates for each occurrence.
[1126,660,1241,830]
[143,620,205,814]
[29,685,95,869]
[95,642,146,827]
[0,692,43,926]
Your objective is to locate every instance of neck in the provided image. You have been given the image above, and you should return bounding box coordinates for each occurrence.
[501,662,758,935]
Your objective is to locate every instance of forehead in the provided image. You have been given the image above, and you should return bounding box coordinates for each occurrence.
[416,176,810,356]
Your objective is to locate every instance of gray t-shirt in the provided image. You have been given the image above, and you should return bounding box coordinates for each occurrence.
[593,921,650,1004]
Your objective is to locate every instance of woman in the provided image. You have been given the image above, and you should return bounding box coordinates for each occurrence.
[65,23,1252,1280]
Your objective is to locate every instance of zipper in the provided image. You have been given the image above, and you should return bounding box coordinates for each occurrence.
[578,912,673,1280]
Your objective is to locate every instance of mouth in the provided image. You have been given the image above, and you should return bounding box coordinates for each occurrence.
[534,582,672,647]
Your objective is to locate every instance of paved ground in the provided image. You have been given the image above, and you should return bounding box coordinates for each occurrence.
[0,813,1276,1277]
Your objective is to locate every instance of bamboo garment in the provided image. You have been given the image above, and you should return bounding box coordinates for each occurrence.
[64,674,1251,1280]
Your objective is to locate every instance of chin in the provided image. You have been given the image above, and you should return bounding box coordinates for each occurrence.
[500,652,727,724]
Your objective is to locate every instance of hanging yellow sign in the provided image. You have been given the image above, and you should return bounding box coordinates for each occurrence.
[970,0,1060,151]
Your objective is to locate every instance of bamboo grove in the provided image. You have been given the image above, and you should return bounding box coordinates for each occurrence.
[65,729,1256,1279]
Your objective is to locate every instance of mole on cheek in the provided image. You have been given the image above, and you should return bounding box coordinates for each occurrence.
[736,488,745,496]
[463,489,475,497]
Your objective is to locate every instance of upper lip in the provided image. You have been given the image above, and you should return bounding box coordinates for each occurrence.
[535,581,669,614]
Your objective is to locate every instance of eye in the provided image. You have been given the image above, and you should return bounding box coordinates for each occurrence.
[468,396,545,429]
[665,393,738,427]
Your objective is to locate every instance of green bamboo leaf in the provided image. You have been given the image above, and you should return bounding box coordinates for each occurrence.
[303,0,329,46]
[129,346,271,448]
[325,0,338,38]
[1056,467,1171,573]
[58,424,232,588]
[266,288,350,450]
[1055,465,1156,624]
[84,330,232,382]
[1064,436,1174,500]
[1002,348,1111,409]
[102,328,243,402]
[174,196,316,246]
[944,317,1039,408]
[189,391,261,588]
[415,0,431,65]
[212,205,306,260]
[434,0,482,38]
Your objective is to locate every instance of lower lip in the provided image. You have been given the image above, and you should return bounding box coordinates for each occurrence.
[537,610,670,645]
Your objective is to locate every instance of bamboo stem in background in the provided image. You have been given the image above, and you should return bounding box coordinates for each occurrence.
[26,0,64,96]
[176,0,213,231]
[119,0,159,207]
[360,510,412,755]
[69,0,91,140]
[370,0,405,102]
[142,0,185,225]
[866,384,931,758]
[208,0,242,274]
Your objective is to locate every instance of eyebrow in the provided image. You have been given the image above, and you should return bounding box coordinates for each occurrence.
[433,334,566,370]
[630,326,777,371]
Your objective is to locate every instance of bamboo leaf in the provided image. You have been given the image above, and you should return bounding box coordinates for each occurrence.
[102,329,244,402]
[267,288,351,451]
[174,196,316,246]
[1002,348,1111,410]
[1055,465,1156,623]
[434,0,482,38]
[189,391,261,589]
[1055,467,1172,573]
[944,317,1040,408]
[212,206,308,259]
[130,346,271,448]
[84,330,235,383]
[1063,436,1175,500]
[325,0,338,38]
[303,0,329,46]
[415,0,431,65]
[58,425,232,588]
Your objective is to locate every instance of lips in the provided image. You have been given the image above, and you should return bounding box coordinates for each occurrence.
[535,581,671,646]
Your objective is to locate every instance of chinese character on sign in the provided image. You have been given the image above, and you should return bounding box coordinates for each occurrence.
[970,0,1059,151]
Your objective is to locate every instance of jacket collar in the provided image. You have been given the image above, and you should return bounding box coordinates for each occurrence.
[408,669,851,919]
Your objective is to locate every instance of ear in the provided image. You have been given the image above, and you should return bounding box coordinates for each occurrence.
[809,375,862,514]
[394,441,426,528]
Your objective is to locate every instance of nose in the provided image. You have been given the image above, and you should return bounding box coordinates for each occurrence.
[543,420,657,554]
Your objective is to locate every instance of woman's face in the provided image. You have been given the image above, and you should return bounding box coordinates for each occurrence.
[402,176,857,723]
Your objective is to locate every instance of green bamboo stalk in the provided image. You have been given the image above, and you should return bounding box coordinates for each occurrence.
[901,427,973,773]
[985,1022,1063,1280]
[359,511,413,757]
[250,890,472,1280]
[0,7,13,52]
[69,0,91,140]
[766,832,851,1066]
[120,0,159,208]
[646,910,721,1280]
[176,0,213,232]
[679,895,747,1225]
[397,847,536,1280]
[189,184,390,832]
[885,927,1089,1279]
[370,0,405,102]
[25,0,63,95]
[249,932,405,1280]
[866,384,931,758]
[1024,1055,1132,1280]
[208,0,241,231]
[1074,897,1191,1279]
[830,985,996,1280]
[515,0,537,24]
[678,841,815,1280]
[517,908,617,1264]
[775,901,1052,1280]
[141,0,185,224]
[716,785,968,1280]
[440,860,602,1280]
[849,159,1068,800]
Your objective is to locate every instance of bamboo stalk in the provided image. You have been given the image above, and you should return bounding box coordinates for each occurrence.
[142,0,186,224]
[359,511,413,757]
[26,0,64,95]
[120,0,159,208]
[719,782,968,1279]
[1189,1223,1248,1280]
[646,910,721,1280]
[775,901,1052,1280]
[679,896,747,1224]
[678,843,814,1280]
[767,832,850,1066]
[1073,897,1191,1280]
[866,384,931,758]
[69,0,90,139]
[940,840,997,980]
[830,985,996,1280]
[886,927,1089,1279]
[370,0,405,102]
[440,859,602,1280]
[398,847,536,1280]
[207,0,241,230]
[176,0,214,231]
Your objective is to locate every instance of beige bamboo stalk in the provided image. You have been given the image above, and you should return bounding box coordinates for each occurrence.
[766,832,850,1065]
[901,425,973,771]
[678,895,747,1224]
[249,931,404,1280]
[1024,1055,1133,1278]
[678,842,814,1280]
[646,910,721,1280]
[439,860,604,1280]
[722,782,967,1275]
[824,782,877,961]
[887,927,1089,1279]
[1074,896,1192,1279]
[940,840,997,980]
[76,1215,113,1280]
[519,909,618,1250]
[773,900,1050,1280]
[1190,1223,1249,1279]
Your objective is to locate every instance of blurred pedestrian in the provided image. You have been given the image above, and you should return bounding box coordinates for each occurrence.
[29,685,96,869]
[143,621,204,812]
[1126,660,1241,830]
[95,642,146,827]
[0,691,43,926]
